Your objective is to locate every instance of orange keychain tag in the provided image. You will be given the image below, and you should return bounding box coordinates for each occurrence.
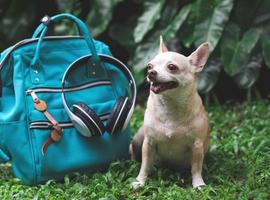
[28,90,63,156]
[34,100,47,112]
[50,129,62,142]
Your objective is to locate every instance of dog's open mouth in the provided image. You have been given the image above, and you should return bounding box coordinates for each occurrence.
[150,81,179,94]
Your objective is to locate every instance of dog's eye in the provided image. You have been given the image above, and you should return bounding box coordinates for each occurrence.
[147,64,153,70]
[167,64,178,71]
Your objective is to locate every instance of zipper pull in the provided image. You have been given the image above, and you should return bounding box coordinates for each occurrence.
[26,90,40,103]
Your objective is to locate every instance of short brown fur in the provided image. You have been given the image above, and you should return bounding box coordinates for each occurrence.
[130,36,210,189]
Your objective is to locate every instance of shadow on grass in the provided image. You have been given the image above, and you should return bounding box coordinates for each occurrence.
[132,147,248,189]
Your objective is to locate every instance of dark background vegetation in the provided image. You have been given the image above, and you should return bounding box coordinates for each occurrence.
[1,0,270,104]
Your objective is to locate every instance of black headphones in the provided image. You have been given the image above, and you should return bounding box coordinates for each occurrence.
[62,54,136,137]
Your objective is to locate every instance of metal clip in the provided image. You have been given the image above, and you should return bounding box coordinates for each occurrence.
[26,90,40,103]
[40,15,51,26]
[52,124,62,133]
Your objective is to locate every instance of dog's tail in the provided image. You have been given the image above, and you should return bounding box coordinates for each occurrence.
[129,126,144,162]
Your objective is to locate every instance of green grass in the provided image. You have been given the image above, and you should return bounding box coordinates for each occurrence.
[0,100,270,200]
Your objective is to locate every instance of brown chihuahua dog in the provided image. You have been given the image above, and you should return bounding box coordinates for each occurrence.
[130,36,210,189]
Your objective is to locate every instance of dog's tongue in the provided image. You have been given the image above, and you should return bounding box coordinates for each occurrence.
[151,86,161,93]
[150,81,178,94]
[150,83,162,94]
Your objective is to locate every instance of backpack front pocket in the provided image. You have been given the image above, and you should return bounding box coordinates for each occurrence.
[27,101,130,183]
[24,79,130,183]
[30,122,117,182]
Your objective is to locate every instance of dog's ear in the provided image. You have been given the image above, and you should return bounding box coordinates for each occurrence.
[159,35,168,53]
[189,43,209,73]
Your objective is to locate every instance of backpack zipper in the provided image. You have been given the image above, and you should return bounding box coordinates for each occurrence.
[30,114,110,129]
[30,121,73,129]
[26,80,112,94]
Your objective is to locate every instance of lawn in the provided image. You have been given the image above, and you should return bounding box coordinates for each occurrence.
[0,100,269,200]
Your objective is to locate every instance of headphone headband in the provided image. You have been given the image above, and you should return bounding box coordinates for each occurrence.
[61,54,137,132]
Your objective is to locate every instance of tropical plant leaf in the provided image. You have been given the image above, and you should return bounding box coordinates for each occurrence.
[86,0,123,37]
[55,0,82,36]
[56,0,75,13]
[134,0,165,43]
[179,5,197,48]
[197,59,221,94]
[233,55,262,89]
[109,16,137,49]
[253,0,270,26]
[158,0,180,28]
[163,4,191,39]
[232,0,270,36]
[220,23,241,67]
[0,0,36,44]
[131,4,192,73]
[262,37,270,68]
[222,28,261,76]
[194,0,234,53]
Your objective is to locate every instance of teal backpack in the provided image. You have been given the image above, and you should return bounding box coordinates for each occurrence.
[0,13,136,185]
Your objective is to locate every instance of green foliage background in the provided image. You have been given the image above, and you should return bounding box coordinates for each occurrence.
[1,0,270,98]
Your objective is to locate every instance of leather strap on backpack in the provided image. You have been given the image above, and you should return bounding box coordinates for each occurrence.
[28,90,63,155]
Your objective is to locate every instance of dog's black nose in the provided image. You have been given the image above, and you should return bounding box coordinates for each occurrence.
[147,70,157,80]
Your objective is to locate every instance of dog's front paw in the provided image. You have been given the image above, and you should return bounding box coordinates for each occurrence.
[131,180,145,190]
[192,178,206,189]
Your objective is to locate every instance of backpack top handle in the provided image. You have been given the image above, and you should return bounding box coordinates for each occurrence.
[30,13,99,68]
[32,15,80,39]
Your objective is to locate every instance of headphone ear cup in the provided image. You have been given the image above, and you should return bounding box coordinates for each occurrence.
[107,97,131,135]
[73,103,105,136]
